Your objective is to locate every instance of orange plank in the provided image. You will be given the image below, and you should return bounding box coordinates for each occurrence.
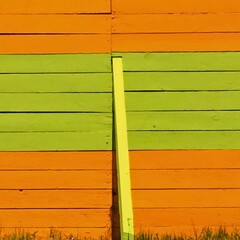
[112,14,240,33]
[112,33,240,52]
[112,0,240,13]
[0,152,112,170]
[0,15,110,33]
[130,170,240,189]
[0,35,110,53]
[0,171,111,189]
[0,0,110,14]
[129,150,240,169]
[0,190,111,208]
[0,210,110,228]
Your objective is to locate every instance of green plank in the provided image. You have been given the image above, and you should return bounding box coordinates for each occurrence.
[118,52,240,71]
[127,111,240,130]
[0,93,112,112]
[0,132,112,151]
[0,54,111,73]
[128,131,240,150]
[126,92,240,111]
[0,113,112,132]
[124,72,240,91]
[0,73,112,93]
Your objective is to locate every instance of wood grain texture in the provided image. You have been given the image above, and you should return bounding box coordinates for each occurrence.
[112,14,240,33]
[128,131,240,150]
[0,93,111,112]
[127,112,240,131]
[0,132,112,151]
[126,92,240,111]
[0,171,111,189]
[112,0,240,13]
[0,152,113,170]
[124,72,240,91]
[112,33,240,52]
[0,54,111,73]
[0,15,110,34]
[129,150,240,170]
[0,73,112,93]
[0,0,110,14]
[118,53,240,71]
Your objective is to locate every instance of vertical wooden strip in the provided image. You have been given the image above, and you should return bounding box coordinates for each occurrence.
[113,57,134,240]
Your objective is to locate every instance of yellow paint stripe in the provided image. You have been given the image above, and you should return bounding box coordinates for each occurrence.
[112,57,134,240]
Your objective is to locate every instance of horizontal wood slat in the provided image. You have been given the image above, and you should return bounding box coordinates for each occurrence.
[0,15,111,34]
[112,0,240,14]
[0,54,111,73]
[0,171,111,189]
[0,73,112,93]
[112,14,240,33]
[0,0,110,14]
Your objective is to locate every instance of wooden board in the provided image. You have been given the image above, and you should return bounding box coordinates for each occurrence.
[124,72,240,91]
[127,112,240,131]
[0,190,111,208]
[0,171,111,189]
[0,54,111,73]
[130,169,240,189]
[112,14,240,33]
[0,93,111,112]
[0,0,110,14]
[0,15,111,33]
[112,0,240,13]
[0,151,113,170]
[128,131,240,150]
[0,73,112,93]
[129,150,240,170]
[126,92,240,111]
[112,33,240,52]
[118,53,240,71]
[0,132,112,151]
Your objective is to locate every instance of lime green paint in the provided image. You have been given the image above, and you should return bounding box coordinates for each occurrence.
[124,72,240,91]
[117,52,240,71]
[0,132,111,151]
[0,93,112,112]
[0,113,112,132]
[0,54,111,73]
[128,131,240,150]
[113,57,134,240]
[126,91,240,111]
[0,73,112,92]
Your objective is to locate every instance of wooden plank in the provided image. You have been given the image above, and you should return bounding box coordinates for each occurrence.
[0,15,110,33]
[128,131,240,150]
[124,72,240,91]
[132,190,240,208]
[129,150,240,170]
[0,93,111,112]
[0,210,110,228]
[118,53,240,71]
[0,73,112,93]
[0,171,111,189]
[127,112,240,131]
[112,0,240,14]
[112,14,240,34]
[0,132,112,151]
[0,0,110,14]
[0,54,111,73]
[130,169,240,189]
[112,33,240,52]
[0,151,113,170]
[0,113,112,132]
[126,92,240,111]
[0,190,111,209]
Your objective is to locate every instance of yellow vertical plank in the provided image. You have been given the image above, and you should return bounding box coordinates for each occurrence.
[113,57,134,240]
